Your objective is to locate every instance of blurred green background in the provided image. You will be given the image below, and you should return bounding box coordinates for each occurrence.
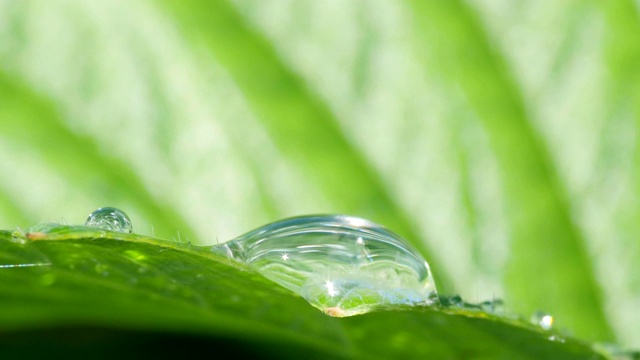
[0,0,638,349]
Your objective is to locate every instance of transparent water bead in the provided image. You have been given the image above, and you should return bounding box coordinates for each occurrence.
[212,215,438,317]
[531,311,554,331]
[85,207,133,233]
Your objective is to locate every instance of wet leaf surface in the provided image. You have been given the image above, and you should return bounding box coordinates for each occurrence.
[0,230,605,359]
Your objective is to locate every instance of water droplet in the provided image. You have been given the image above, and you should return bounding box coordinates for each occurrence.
[85,207,132,233]
[212,215,439,317]
[478,298,505,314]
[443,295,464,307]
[531,311,554,330]
[547,335,565,343]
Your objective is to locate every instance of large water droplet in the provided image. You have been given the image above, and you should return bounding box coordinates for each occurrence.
[212,215,438,317]
[85,207,132,233]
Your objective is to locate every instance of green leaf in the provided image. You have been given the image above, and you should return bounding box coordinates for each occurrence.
[0,71,195,241]
[155,0,450,289]
[407,0,613,341]
[0,0,638,352]
[0,229,605,359]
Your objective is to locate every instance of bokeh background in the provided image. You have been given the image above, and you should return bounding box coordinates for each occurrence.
[0,0,638,348]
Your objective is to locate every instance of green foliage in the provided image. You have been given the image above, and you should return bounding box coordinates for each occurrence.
[0,229,606,359]
[0,0,638,354]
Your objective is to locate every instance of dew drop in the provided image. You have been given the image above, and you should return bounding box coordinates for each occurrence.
[212,215,439,317]
[478,298,505,315]
[531,310,554,330]
[442,295,464,308]
[85,207,132,233]
[547,335,565,343]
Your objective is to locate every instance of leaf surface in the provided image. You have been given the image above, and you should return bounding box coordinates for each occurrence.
[0,229,605,359]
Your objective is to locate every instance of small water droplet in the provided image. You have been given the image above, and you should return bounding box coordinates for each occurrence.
[443,295,464,307]
[212,215,439,317]
[531,310,554,330]
[547,335,565,343]
[85,207,132,233]
[594,343,640,360]
[478,298,505,314]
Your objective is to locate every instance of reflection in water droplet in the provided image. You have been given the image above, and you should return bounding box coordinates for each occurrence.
[85,207,132,233]
[211,215,439,317]
[531,311,554,330]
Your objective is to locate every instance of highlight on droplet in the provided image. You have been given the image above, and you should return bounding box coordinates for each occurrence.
[85,207,133,233]
[531,310,554,331]
[211,215,439,317]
